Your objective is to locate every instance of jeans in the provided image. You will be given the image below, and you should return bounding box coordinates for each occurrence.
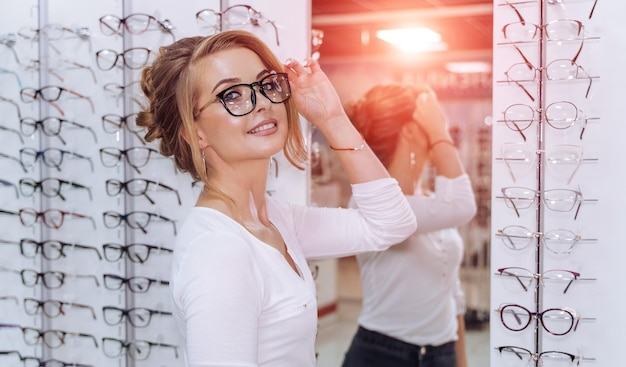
[342,326,457,367]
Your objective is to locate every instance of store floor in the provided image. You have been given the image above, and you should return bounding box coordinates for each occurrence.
[315,257,490,367]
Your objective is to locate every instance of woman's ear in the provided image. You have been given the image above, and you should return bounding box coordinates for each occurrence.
[401,123,429,154]
[182,123,210,150]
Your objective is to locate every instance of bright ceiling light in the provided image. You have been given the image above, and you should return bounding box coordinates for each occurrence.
[445,61,492,73]
[376,28,447,53]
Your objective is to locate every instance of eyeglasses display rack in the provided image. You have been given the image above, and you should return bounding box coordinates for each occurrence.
[0,1,310,366]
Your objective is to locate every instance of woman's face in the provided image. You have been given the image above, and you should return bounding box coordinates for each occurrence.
[193,47,288,165]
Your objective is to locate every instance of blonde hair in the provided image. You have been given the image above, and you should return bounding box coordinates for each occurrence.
[136,30,307,205]
[345,85,418,167]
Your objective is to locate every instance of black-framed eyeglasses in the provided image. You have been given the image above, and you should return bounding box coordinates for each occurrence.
[20,85,95,115]
[0,323,98,348]
[504,59,594,102]
[0,238,102,260]
[495,345,595,366]
[103,273,169,294]
[496,225,597,255]
[102,337,179,360]
[95,47,154,71]
[102,210,177,235]
[499,186,597,220]
[500,101,595,141]
[20,116,98,145]
[0,208,96,229]
[101,113,146,144]
[196,4,280,45]
[105,178,181,205]
[0,350,95,367]
[102,242,173,263]
[195,72,291,118]
[99,146,161,174]
[495,303,594,336]
[19,177,93,201]
[99,13,175,41]
[102,306,172,328]
[24,297,97,320]
[0,267,100,289]
[20,147,94,172]
[495,267,591,294]
[0,178,19,198]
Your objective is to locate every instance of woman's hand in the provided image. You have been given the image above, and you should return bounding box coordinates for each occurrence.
[412,87,451,142]
[283,58,347,131]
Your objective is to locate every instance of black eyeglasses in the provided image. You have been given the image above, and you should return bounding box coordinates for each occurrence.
[99,13,175,41]
[20,85,94,115]
[495,345,595,366]
[19,177,93,201]
[102,210,177,235]
[495,303,594,336]
[102,242,173,263]
[95,47,154,71]
[20,147,94,172]
[0,208,96,229]
[101,113,146,144]
[102,337,179,360]
[0,267,100,289]
[196,4,280,45]
[24,297,97,320]
[20,116,97,145]
[105,178,181,205]
[195,72,291,118]
[0,350,95,367]
[0,323,98,348]
[103,273,169,294]
[0,238,102,260]
[99,146,162,174]
[102,306,172,328]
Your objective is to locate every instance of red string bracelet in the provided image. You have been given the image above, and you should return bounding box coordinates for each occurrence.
[329,139,366,151]
[429,139,455,150]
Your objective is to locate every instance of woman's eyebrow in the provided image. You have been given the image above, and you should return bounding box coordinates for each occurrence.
[211,77,240,93]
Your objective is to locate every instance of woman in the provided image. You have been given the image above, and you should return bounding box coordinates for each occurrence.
[136,31,416,367]
[342,85,477,367]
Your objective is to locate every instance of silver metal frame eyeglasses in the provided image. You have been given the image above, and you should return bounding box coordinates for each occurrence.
[495,266,595,294]
[495,225,597,254]
[500,101,595,141]
[495,303,594,336]
[196,4,280,45]
[504,59,594,102]
[498,143,598,184]
[499,186,598,220]
[195,72,291,118]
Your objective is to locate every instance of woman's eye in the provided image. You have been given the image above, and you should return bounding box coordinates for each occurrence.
[222,89,242,102]
[262,81,279,92]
